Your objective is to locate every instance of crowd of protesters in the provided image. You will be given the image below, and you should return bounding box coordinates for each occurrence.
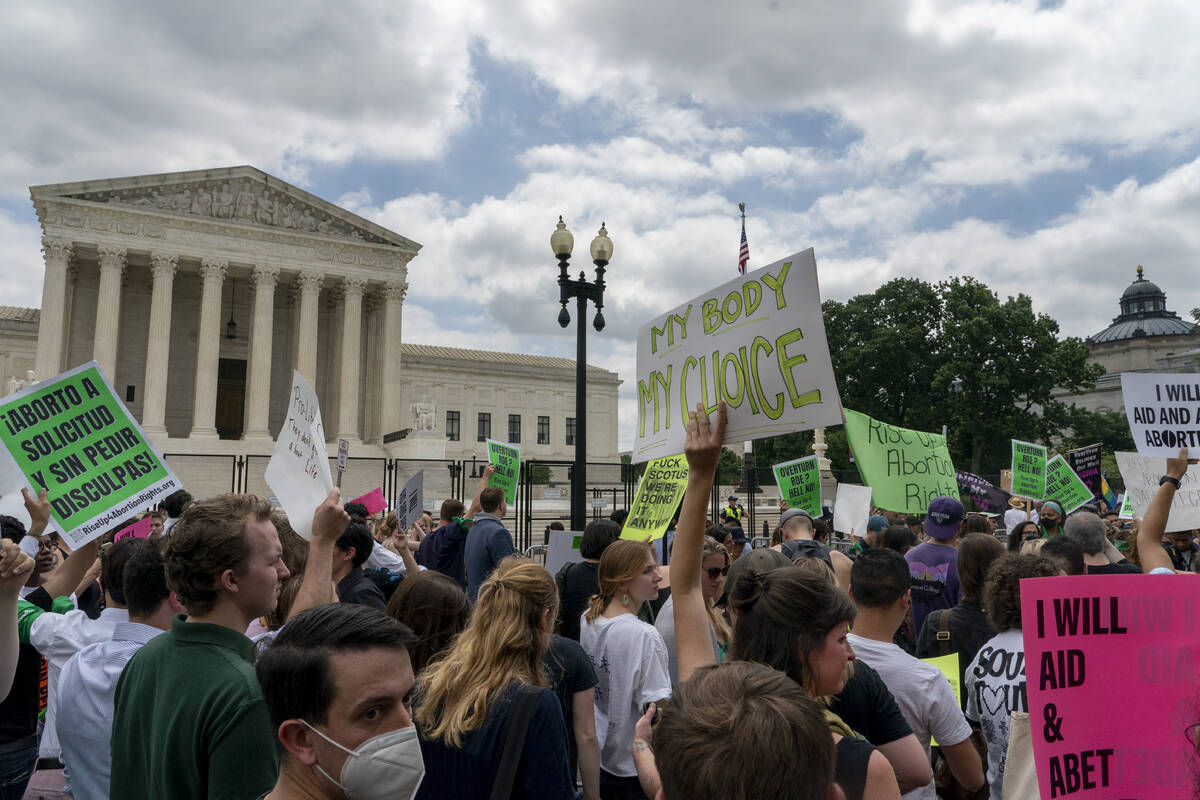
[0,398,1195,800]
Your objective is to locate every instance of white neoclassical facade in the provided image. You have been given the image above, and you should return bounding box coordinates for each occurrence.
[15,167,619,498]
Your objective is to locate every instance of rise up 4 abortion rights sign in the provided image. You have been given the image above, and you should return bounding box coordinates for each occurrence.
[843,410,957,514]
[633,249,844,462]
[0,362,181,548]
[1021,575,1200,799]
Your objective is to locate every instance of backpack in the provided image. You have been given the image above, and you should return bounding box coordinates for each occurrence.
[363,566,403,602]
[780,538,833,568]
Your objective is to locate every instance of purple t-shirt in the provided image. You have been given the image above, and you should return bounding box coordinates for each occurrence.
[905,541,960,635]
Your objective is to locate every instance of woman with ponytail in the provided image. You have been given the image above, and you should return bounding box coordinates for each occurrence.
[414,557,575,800]
[579,539,671,800]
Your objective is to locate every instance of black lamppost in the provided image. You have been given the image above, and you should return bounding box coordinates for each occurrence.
[552,216,612,532]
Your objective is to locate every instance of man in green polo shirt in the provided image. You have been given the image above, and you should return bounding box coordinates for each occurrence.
[110,489,347,800]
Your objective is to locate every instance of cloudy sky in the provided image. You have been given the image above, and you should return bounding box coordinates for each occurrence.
[2,0,1198,449]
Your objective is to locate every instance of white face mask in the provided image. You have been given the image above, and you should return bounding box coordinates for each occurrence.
[301,721,425,800]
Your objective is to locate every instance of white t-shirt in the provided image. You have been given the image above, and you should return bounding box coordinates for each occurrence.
[579,612,672,778]
[848,633,973,800]
[964,629,1028,800]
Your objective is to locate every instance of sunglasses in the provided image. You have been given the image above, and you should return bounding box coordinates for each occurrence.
[705,566,730,580]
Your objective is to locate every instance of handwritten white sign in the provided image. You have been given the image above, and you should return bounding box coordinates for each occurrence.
[1113,451,1200,532]
[264,371,332,539]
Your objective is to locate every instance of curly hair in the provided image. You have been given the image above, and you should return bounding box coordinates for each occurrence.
[982,553,1062,632]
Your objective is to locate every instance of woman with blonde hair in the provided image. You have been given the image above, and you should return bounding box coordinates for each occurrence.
[415,557,575,800]
[654,535,731,683]
[579,539,671,800]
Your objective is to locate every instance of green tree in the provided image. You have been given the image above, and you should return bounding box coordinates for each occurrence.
[529,464,552,485]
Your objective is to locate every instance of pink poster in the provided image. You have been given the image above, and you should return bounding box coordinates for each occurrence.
[350,487,387,515]
[114,516,154,542]
[1021,575,1200,799]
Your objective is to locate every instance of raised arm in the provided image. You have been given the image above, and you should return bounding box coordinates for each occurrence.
[287,489,348,621]
[465,464,496,518]
[0,539,35,698]
[1139,448,1196,573]
[38,480,99,599]
[673,401,727,683]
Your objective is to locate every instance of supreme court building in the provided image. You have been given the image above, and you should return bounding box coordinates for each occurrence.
[10,167,619,498]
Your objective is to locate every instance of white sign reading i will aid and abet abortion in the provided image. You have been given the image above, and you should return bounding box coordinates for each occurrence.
[1120,372,1200,457]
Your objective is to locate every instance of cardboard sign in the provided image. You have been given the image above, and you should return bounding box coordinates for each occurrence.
[0,362,182,548]
[1120,372,1200,457]
[633,249,844,463]
[1044,455,1094,514]
[486,439,520,505]
[621,453,689,542]
[1011,439,1047,500]
[773,456,821,517]
[1021,575,1200,799]
[1066,443,1103,498]
[351,487,388,515]
[1114,451,1200,532]
[264,371,332,540]
[396,472,424,530]
[113,516,154,542]
[833,483,872,536]
[957,470,1012,513]
[842,410,957,514]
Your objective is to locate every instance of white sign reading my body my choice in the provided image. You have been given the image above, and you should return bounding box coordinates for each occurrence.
[264,371,332,540]
[632,249,844,463]
[1120,372,1200,457]
[1114,451,1200,532]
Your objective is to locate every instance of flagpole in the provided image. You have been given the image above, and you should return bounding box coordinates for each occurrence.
[737,202,755,531]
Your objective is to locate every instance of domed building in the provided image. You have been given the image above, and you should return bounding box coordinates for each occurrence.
[1056,266,1199,413]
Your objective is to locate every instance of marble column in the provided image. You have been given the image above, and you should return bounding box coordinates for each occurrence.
[92,246,126,379]
[34,238,73,379]
[336,278,366,442]
[377,281,408,438]
[189,258,227,439]
[244,265,279,440]
[141,252,178,437]
[294,270,323,383]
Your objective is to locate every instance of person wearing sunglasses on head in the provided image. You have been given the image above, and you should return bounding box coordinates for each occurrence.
[654,536,731,685]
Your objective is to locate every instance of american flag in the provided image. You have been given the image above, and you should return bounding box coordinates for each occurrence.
[738,206,749,274]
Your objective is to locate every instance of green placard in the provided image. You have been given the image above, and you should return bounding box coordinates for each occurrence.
[1118,492,1134,519]
[485,439,520,505]
[773,455,821,517]
[842,409,957,514]
[1044,454,1092,513]
[0,362,181,548]
[621,453,689,542]
[1010,439,1047,500]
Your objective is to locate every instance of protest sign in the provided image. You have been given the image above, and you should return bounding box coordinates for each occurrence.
[921,652,961,745]
[351,487,387,515]
[396,472,424,530]
[773,456,821,517]
[633,249,843,463]
[1044,455,1094,513]
[622,453,689,541]
[1120,372,1200,457]
[1114,451,1200,531]
[842,410,956,514]
[956,470,1012,513]
[264,370,332,540]
[0,362,181,549]
[1066,443,1102,498]
[486,439,520,505]
[1117,492,1134,519]
[833,483,872,536]
[1010,439,1047,500]
[1021,575,1200,799]
[114,516,154,542]
[545,530,584,576]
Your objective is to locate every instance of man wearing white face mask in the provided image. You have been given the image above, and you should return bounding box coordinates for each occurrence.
[256,602,424,800]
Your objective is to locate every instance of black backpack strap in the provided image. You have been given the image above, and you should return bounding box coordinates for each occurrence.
[935,607,955,658]
[489,684,542,800]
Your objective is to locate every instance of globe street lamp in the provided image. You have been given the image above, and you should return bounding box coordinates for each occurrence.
[553,216,611,532]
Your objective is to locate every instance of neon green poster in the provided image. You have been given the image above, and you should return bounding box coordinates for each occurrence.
[773,455,821,517]
[0,361,181,548]
[1010,439,1047,500]
[621,453,689,542]
[485,439,520,505]
[1044,454,1092,513]
[842,409,957,514]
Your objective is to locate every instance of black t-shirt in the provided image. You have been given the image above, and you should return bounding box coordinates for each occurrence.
[335,568,387,610]
[1087,560,1142,575]
[0,586,51,743]
[828,659,913,745]
[915,600,996,710]
[544,634,598,780]
[558,562,600,641]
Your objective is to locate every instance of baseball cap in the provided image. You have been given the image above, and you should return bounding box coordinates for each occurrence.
[730,528,748,543]
[780,508,813,527]
[925,496,965,539]
[866,515,890,532]
[728,495,738,501]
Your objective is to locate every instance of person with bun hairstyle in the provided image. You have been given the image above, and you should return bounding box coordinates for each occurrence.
[414,557,575,800]
[579,539,671,800]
